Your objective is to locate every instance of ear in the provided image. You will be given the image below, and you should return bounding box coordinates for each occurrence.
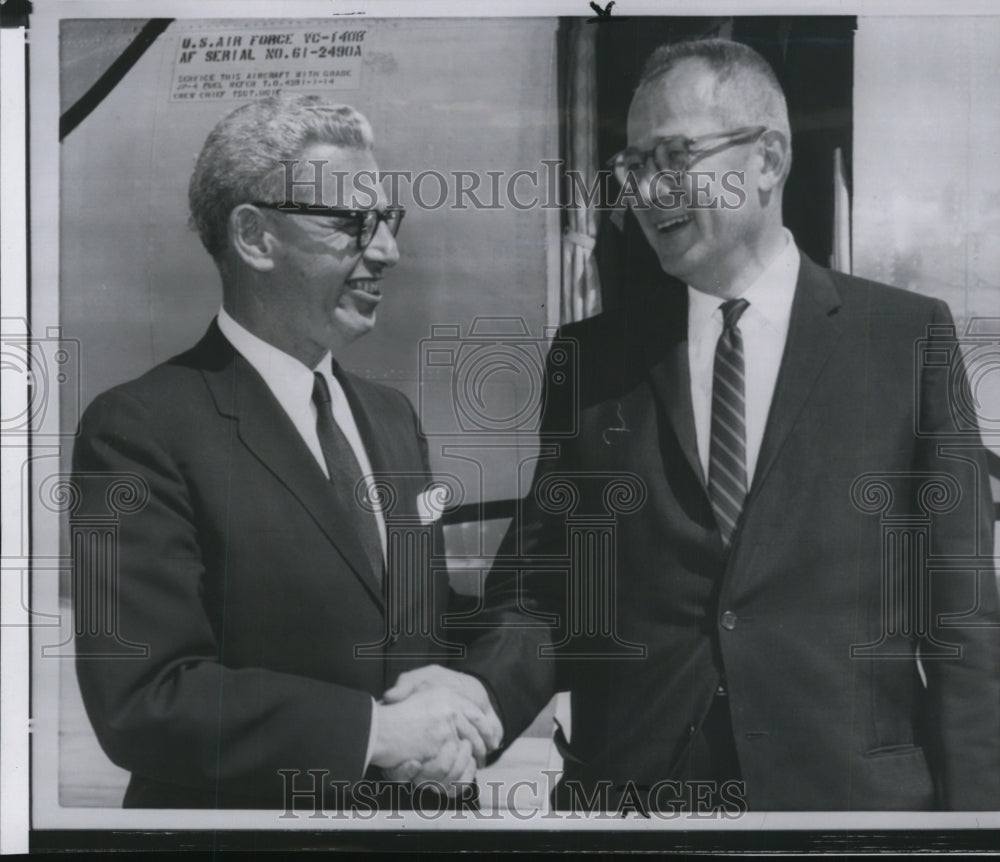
[229,204,277,272]
[757,129,792,194]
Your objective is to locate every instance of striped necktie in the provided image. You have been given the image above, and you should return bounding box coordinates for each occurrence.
[312,372,384,584]
[708,298,750,548]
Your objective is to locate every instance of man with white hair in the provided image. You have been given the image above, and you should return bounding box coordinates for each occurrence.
[72,95,500,809]
[436,38,1000,811]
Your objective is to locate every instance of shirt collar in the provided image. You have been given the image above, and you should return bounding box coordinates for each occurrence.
[216,306,332,405]
[687,229,800,332]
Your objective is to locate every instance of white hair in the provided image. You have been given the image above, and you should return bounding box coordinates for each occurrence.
[188,95,375,259]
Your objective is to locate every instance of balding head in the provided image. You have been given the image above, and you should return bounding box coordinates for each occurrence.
[635,39,790,140]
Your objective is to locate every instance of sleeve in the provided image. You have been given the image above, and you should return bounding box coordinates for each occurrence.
[452,338,575,747]
[915,301,1000,810]
[72,388,376,804]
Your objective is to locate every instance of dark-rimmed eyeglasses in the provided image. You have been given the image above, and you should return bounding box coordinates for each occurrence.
[607,126,768,185]
[251,202,405,251]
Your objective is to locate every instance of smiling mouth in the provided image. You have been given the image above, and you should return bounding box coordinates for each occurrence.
[348,278,382,298]
[655,214,693,234]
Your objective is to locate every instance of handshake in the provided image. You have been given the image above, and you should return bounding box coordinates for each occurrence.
[368,665,504,797]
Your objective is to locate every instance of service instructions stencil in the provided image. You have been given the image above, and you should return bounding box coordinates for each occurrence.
[170,20,365,101]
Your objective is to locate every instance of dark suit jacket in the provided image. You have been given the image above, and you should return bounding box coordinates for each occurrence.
[72,321,453,808]
[461,253,1000,810]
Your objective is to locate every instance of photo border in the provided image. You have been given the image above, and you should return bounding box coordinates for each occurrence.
[5,0,1000,853]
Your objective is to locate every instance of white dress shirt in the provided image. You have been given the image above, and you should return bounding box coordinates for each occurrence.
[687,231,800,489]
[217,308,387,557]
[216,307,384,768]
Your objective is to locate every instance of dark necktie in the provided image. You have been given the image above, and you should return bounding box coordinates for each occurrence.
[708,298,750,548]
[312,371,384,583]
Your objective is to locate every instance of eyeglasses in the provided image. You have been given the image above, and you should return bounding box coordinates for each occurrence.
[251,202,405,251]
[607,126,768,186]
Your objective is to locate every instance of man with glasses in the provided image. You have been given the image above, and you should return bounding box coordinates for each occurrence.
[72,95,500,809]
[446,38,1000,811]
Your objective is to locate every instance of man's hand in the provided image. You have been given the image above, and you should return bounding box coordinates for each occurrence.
[382,738,476,794]
[382,664,504,756]
[370,686,490,797]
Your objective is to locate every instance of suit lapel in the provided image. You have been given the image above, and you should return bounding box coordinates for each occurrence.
[749,253,843,498]
[641,284,708,489]
[636,253,844,516]
[196,322,386,608]
[333,366,394,483]
[335,367,424,518]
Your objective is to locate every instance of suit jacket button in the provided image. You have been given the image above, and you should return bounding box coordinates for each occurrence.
[720,611,738,631]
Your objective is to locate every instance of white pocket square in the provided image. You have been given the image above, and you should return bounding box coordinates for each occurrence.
[416,485,448,525]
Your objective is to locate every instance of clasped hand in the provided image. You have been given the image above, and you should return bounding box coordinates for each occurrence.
[369,665,503,797]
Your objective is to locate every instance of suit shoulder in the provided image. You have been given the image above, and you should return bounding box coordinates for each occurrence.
[827,268,948,319]
[558,310,626,344]
[556,311,639,372]
[81,342,212,425]
[553,310,648,403]
[343,373,416,417]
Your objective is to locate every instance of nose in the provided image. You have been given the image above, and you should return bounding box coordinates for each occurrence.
[646,169,685,211]
[362,220,399,268]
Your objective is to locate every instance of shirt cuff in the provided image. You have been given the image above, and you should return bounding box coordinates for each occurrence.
[363,697,379,772]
